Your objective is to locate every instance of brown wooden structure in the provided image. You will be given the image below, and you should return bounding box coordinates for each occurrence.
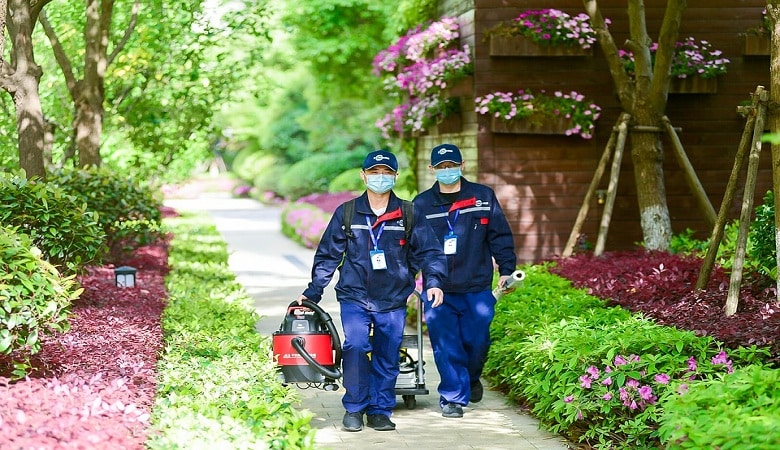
[415,0,773,263]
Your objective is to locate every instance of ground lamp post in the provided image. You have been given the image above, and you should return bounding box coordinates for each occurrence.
[114,266,137,288]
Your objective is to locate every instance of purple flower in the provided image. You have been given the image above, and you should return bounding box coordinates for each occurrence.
[579,375,592,389]
[654,373,670,384]
[564,395,575,403]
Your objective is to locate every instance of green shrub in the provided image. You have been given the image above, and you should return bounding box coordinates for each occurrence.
[233,150,284,184]
[0,225,82,378]
[328,168,364,193]
[149,213,313,450]
[659,365,780,449]
[749,190,777,280]
[484,263,770,449]
[278,152,364,200]
[252,161,289,197]
[49,166,164,261]
[0,173,105,273]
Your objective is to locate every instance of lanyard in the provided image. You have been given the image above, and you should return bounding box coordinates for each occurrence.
[442,206,459,235]
[365,215,386,250]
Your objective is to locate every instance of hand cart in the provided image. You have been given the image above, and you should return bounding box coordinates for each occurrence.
[394,291,428,409]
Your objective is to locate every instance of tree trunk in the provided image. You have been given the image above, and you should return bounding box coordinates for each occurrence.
[75,94,104,167]
[630,119,672,250]
[2,0,52,180]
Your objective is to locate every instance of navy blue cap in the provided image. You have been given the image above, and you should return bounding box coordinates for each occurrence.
[362,150,398,171]
[430,143,463,167]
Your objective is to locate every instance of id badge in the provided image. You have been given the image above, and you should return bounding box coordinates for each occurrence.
[443,234,458,255]
[370,249,387,270]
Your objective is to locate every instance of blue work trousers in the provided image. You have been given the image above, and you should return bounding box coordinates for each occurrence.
[424,290,496,406]
[339,301,405,417]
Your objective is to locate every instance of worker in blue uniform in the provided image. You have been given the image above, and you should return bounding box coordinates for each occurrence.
[413,143,517,418]
[298,149,446,432]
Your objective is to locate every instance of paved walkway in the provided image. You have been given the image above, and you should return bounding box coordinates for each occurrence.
[165,193,574,450]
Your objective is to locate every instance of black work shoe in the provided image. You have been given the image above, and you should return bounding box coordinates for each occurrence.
[441,403,464,418]
[342,412,363,432]
[366,414,396,431]
[470,380,484,403]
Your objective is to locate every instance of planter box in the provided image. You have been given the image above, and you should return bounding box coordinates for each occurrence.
[669,76,718,94]
[433,113,463,135]
[742,34,771,56]
[489,34,592,57]
[490,116,572,135]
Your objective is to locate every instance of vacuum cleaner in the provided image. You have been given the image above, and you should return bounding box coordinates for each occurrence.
[272,300,342,391]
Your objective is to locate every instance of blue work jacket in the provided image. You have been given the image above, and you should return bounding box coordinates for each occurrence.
[303,191,447,312]
[413,177,517,293]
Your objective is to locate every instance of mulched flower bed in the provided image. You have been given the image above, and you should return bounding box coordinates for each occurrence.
[0,229,172,449]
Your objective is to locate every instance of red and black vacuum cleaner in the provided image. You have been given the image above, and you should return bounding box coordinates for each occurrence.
[272,300,342,391]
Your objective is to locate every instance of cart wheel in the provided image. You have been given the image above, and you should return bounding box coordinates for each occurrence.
[402,395,416,409]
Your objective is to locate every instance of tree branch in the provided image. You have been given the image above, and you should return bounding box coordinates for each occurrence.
[107,0,140,67]
[39,10,78,100]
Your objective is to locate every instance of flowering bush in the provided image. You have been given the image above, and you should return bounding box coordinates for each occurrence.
[393,46,472,97]
[560,351,736,448]
[376,97,460,139]
[474,89,601,139]
[373,17,473,139]
[619,37,730,80]
[372,17,461,76]
[487,8,604,50]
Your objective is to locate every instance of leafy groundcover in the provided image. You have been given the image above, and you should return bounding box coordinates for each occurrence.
[0,229,170,448]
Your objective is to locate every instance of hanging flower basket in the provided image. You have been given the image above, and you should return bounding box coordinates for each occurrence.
[742,33,770,56]
[489,35,592,57]
[490,116,572,135]
[669,76,718,94]
[433,113,463,135]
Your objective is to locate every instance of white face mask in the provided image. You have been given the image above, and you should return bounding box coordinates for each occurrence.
[365,174,395,194]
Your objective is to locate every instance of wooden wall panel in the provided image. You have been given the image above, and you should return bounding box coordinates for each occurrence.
[420,0,772,263]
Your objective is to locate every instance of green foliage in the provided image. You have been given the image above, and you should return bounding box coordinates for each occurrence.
[483,263,770,449]
[328,168,364,193]
[0,226,81,378]
[748,190,777,280]
[48,167,164,261]
[659,365,780,449]
[253,164,290,198]
[0,173,105,273]
[149,213,314,450]
[232,151,285,184]
[668,228,709,256]
[392,0,438,36]
[669,191,777,280]
[277,152,365,200]
[280,0,397,98]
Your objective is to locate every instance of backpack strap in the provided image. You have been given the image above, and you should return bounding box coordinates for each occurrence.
[342,198,356,238]
[342,197,413,241]
[401,200,414,241]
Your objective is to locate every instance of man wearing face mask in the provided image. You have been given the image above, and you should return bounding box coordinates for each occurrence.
[413,143,517,419]
[298,149,446,432]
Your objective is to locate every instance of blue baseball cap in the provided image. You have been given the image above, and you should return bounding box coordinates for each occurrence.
[362,150,398,172]
[430,143,463,167]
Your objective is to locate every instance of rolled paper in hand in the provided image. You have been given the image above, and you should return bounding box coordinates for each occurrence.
[492,270,526,299]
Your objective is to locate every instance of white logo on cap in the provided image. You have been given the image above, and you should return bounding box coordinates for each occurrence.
[374,155,390,162]
[437,148,453,155]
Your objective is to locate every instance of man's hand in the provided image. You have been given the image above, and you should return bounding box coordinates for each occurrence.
[296,294,308,305]
[498,275,511,291]
[426,287,444,308]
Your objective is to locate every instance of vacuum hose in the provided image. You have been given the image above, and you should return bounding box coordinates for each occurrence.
[492,269,526,299]
[289,300,342,380]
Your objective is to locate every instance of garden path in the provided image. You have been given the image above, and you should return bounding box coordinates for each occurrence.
[165,192,575,450]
